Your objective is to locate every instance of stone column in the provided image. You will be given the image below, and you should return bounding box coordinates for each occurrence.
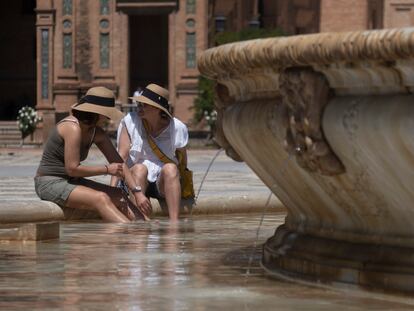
[35,0,55,143]
[53,0,79,121]
[198,28,414,293]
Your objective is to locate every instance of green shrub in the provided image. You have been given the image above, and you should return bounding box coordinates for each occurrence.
[193,76,215,124]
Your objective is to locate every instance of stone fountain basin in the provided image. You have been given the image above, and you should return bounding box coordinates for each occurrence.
[198,27,414,293]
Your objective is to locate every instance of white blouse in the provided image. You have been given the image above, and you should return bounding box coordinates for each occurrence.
[117,112,188,182]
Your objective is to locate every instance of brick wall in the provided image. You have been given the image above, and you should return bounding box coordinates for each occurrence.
[169,0,209,125]
[320,0,369,32]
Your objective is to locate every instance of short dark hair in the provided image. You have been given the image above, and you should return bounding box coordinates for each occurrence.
[72,109,99,125]
[160,110,169,120]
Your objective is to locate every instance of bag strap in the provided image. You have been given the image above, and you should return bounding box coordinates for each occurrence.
[142,119,175,164]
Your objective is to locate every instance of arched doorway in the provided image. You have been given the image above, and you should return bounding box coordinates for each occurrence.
[0,0,36,120]
[129,14,169,96]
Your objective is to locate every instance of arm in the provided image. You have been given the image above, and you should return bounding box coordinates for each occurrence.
[94,126,136,188]
[94,127,152,217]
[109,126,130,187]
[61,122,118,178]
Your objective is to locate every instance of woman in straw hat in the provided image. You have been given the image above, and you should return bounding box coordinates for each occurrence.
[111,83,189,222]
[34,86,150,223]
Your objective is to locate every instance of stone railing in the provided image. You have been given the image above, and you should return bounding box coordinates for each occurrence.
[198,28,414,293]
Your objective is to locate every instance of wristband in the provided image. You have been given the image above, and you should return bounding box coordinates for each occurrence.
[131,185,142,193]
[104,164,109,175]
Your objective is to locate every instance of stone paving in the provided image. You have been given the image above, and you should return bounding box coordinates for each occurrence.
[0,147,284,222]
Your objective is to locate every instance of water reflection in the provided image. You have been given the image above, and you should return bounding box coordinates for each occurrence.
[1,214,414,310]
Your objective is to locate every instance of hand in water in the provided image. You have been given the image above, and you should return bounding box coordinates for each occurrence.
[118,181,150,221]
[134,192,152,220]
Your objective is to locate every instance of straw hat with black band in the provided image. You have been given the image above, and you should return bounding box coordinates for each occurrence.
[129,84,172,119]
[71,86,124,122]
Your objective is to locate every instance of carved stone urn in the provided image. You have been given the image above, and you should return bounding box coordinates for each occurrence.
[198,28,414,293]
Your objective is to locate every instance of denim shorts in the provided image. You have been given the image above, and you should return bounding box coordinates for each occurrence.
[34,176,83,207]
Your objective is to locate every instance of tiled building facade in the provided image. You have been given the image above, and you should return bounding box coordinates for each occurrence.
[33,0,209,142]
[0,0,414,143]
[213,0,414,35]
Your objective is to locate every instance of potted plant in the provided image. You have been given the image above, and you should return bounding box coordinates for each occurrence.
[17,106,42,145]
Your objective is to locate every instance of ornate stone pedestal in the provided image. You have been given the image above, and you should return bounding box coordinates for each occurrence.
[198,28,414,293]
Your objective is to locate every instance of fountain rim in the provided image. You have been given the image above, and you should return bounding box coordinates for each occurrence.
[197,27,414,79]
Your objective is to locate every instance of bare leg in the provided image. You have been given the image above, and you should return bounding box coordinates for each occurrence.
[129,164,153,220]
[131,164,149,192]
[74,178,145,221]
[158,163,180,221]
[66,185,130,223]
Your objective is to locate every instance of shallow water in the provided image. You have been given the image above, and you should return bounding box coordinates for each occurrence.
[0,213,413,310]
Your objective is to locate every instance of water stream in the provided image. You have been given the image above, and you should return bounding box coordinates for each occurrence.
[245,152,296,282]
[192,147,296,283]
[185,148,223,218]
[194,148,223,204]
[192,146,297,285]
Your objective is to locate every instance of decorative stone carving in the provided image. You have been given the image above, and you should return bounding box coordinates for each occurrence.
[198,28,414,293]
[214,83,243,162]
[279,68,345,175]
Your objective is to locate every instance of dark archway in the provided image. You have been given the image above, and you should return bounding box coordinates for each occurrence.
[129,14,169,96]
[0,0,36,120]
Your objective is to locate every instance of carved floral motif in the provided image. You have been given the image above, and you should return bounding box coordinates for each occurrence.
[279,68,345,175]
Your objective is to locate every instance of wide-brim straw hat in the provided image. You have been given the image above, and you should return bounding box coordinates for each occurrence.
[129,83,172,118]
[71,86,124,122]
